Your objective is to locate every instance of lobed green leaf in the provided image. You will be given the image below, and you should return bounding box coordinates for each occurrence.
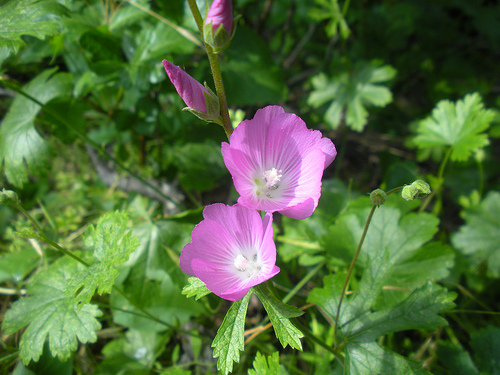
[2,256,102,364]
[253,284,304,350]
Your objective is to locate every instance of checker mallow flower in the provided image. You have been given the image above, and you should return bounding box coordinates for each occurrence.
[222,105,337,220]
[204,0,234,51]
[162,60,220,122]
[180,203,280,301]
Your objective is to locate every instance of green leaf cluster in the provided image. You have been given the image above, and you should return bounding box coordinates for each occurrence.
[411,93,495,162]
[2,256,102,365]
[308,60,396,132]
[65,211,140,305]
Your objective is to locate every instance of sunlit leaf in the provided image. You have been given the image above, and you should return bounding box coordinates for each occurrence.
[452,191,500,277]
[412,92,495,162]
[248,352,281,375]
[254,285,304,350]
[0,0,67,53]
[65,212,140,305]
[182,277,211,300]
[2,256,102,365]
[308,60,396,131]
[212,291,252,375]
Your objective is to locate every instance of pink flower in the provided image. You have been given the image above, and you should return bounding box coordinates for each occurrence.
[222,106,337,220]
[180,203,280,301]
[162,60,219,121]
[205,0,233,36]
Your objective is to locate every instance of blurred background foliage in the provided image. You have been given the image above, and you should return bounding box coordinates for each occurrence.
[0,0,499,373]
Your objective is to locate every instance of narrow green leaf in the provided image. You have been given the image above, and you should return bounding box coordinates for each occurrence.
[65,212,140,305]
[253,284,304,350]
[212,291,252,375]
[412,92,495,161]
[248,352,281,375]
[182,277,211,300]
[2,256,102,365]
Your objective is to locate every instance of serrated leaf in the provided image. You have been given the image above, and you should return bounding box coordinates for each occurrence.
[212,291,252,375]
[345,342,432,375]
[253,284,304,350]
[112,219,204,331]
[182,277,211,300]
[436,341,479,375]
[452,191,500,278]
[1,256,102,365]
[308,60,396,132]
[248,352,281,375]
[346,283,455,341]
[322,200,452,308]
[0,69,73,187]
[65,212,140,305]
[412,92,495,162]
[0,0,67,53]
[470,326,500,374]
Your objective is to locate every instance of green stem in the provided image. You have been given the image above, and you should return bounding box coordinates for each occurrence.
[334,204,377,348]
[283,261,325,304]
[2,80,179,208]
[16,205,91,267]
[341,0,351,16]
[186,0,233,139]
[292,318,342,361]
[385,186,404,196]
[419,147,452,213]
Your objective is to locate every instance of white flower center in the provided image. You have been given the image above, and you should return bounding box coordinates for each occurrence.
[233,253,262,278]
[262,168,282,188]
[254,168,283,199]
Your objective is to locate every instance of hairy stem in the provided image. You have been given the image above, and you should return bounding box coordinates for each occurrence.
[186,0,233,139]
[419,146,452,213]
[334,204,377,348]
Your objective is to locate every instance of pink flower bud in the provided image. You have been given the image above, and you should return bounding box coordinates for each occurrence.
[162,60,220,121]
[204,0,234,51]
[205,0,233,35]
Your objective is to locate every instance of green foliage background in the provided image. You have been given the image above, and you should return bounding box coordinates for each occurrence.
[0,0,499,374]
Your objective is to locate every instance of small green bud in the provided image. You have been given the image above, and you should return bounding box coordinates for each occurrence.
[0,189,19,206]
[411,179,431,198]
[402,185,418,201]
[370,188,387,206]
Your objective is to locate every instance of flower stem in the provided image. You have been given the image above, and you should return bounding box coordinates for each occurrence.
[419,146,452,213]
[186,0,233,139]
[334,204,377,348]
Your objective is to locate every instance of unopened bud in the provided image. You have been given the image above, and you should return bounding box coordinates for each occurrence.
[370,188,387,206]
[204,0,234,51]
[162,60,220,122]
[402,180,431,201]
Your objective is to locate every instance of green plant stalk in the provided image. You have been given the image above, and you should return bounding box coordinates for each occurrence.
[283,261,325,304]
[186,0,233,139]
[334,204,377,348]
[292,318,342,360]
[419,147,452,213]
[1,80,179,207]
